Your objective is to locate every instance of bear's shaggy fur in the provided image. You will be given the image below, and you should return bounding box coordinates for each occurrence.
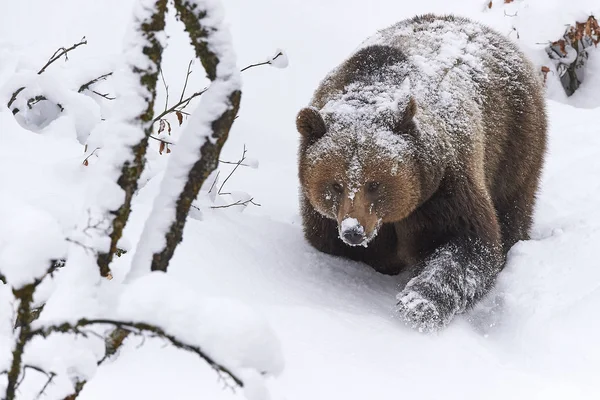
[295,14,547,331]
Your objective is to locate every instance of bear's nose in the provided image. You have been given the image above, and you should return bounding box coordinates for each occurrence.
[342,228,365,245]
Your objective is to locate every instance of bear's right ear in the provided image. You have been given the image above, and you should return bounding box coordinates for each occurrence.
[296,107,326,142]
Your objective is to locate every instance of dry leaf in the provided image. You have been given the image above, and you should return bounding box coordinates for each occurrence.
[504,0,513,3]
[541,66,551,84]
[159,141,165,155]
[176,111,183,126]
[158,119,166,133]
[166,145,171,154]
[488,1,492,9]
[166,120,172,134]
[83,159,89,166]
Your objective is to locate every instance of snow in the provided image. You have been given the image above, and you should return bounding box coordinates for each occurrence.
[268,49,289,69]
[116,273,284,375]
[1,0,600,399]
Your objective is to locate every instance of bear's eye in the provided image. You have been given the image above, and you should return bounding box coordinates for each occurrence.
[331,183,343,194]
[367,181,380,193]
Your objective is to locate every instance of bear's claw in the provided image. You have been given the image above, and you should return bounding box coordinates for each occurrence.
[396,288,446,333]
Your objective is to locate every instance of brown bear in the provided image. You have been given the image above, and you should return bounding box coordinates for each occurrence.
[295,14,547,332]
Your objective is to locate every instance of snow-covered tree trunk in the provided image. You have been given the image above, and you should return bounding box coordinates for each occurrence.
[127,0,242,279]
[96,0,168,277]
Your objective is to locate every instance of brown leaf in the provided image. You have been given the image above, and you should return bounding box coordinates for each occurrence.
[176,111,183,126]
[488,1,492,8]
[83,159,89,166]
[166,120,172,134]
[159,141,165,155]
[166,145,171,154]
[504,0,513,3]
[552,39,567,55]
[541,66,551,84]
[158,119,166,133]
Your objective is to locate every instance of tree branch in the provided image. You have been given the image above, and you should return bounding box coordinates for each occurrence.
[38,37,88,75]
[29,319,243,388]
[78,72,113,93]
[218,145,246,195]
[147,0,242,273]
[96,0,169,278]
[7,37,88,111]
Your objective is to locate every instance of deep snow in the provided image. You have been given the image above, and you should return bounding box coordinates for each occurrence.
[1,0,599,399]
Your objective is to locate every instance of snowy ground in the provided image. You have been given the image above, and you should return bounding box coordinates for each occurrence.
[1,0,600,399]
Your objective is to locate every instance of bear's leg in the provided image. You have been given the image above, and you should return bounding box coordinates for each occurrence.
[496,162,543,253]
[497,199,533,253]
[395,186,504,332]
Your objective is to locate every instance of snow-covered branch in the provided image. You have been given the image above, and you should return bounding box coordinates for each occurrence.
[29,319,244,387]
[128,0,242,278]
[7,37,88,115]
[95,0,169,278]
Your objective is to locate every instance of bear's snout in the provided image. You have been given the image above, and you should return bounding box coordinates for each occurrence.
[342,226,365,246]
[339,217,369,247]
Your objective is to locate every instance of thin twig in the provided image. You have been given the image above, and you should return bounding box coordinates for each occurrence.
[38,37,88,75]
[179,60,193,102]
[239,60,271,72]
[159,67,169,112]
[211,198,261,209]
[217,160,253,167]
[218,145,246,195]
[82,147,100,166]
[153,54,281,124]
[149,135,175,146]
[78,72,113,93]
[90,90,115,100]
[207,171,220,194]
[152,88,207,123]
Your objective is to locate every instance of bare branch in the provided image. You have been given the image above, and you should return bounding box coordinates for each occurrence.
[152,54,280,125]
[211,198,261,209]
[159,67,169,112]
[82,147,100,166]
[179,60,194,102]
[78,72,113,93]
[38,37,88,75]
[149,135,175,146]
[15,365,57,399]
[152,88,207,123]
[218,145,246,195]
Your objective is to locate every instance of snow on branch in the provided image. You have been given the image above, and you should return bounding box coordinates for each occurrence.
[7,37,88,115]
[95,0,169,278]
[128,0,242,278]
[29,319,244,387]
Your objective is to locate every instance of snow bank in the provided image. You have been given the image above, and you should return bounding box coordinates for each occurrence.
[117,272,284,376]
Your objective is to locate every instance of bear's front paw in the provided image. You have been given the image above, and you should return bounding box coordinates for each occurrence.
[395,288,446,333]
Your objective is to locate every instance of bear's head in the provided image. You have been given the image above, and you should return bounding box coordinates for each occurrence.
[296,98,422,247]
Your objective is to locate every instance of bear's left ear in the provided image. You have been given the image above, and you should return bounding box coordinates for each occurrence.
[394,97,417,134]
[296,107,326,142]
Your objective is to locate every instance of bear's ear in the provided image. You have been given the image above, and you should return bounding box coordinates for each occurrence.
[394,97,418,134]
[296,107,326,141]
